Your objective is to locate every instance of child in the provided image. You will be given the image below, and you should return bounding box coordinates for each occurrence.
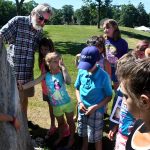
[0,114,20,130]
[134,40,149,59]
[38,38,57,136]
[45,52,75,148]
[109,52,137,150]
[118,58,150,150]
[108,40,150,150]
[74,35,112,121]
[75,46,112,150]
[103,19,128,90]
[20,38,70,138]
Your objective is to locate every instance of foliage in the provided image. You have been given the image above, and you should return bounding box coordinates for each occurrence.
[0,0,16,26]
[62,5,74,24]
[50,8,63,25]
[0,0,149,28]
[21,0,38,15]
[119,4,139,27]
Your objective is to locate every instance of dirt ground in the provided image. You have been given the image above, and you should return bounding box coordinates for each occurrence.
[28,85,115,150]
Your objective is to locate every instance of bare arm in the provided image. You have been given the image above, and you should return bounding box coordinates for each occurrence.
[85,96,112,115]
[22,74,45,90]
[0,114,20,130]
[0,114,13,122]
[59,59,71,84]
[75,89,87,113]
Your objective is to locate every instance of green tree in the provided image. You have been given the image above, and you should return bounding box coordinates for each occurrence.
[82,0,112,28]
[137,2,149,26]
[75,6,91,25]
[21,0,38,15]
[0,0,16,26]
[111,5,121,22]
[62,5,74,24]
[15,0,25,15]
[119,4,139,27]
[50,8,63,25]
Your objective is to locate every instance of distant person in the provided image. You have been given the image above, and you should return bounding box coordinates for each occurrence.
[0,114,20,130]
[103,19,128,90]
[0,3,53,118]
[75,46,112,150]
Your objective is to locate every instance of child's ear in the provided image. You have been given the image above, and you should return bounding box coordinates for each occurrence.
[139,94,150,110]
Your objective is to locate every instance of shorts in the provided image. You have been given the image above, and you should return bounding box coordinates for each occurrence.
[115,132,128,150]
[42,93,49,101]
[53,101,74,117]
[23,87,34,97]
[78,111,104,143]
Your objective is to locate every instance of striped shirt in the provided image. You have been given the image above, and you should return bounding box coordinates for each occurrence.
[0,16,42,84]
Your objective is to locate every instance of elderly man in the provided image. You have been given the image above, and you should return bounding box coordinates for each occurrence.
[0,3,53,118]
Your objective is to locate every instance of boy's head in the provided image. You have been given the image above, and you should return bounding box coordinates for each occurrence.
[78,46,100,71]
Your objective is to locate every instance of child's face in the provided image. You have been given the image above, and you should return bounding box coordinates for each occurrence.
[40,45,49,57]
[49,57,60,71]
[120,82,139,119]
[103,24,114,38]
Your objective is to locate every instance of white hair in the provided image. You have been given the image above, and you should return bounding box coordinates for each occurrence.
[31,3,53,16]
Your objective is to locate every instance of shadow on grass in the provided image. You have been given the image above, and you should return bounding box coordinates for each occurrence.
[28,115,115,150]
[54,42,86,56]
[121,30,150,40]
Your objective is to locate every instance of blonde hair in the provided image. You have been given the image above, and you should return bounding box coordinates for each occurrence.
[45,52,61,67]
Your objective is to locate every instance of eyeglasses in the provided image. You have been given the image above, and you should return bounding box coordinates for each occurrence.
[36,12,49,23]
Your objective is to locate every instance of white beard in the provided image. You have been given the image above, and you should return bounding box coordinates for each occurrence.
[31,16,42,31]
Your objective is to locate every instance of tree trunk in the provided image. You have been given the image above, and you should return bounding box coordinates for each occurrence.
[0,44,33,150]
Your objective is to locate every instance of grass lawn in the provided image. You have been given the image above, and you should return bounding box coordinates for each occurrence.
[28,25,150,149]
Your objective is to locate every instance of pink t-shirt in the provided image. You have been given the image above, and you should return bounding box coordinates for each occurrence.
[40,62,48,95]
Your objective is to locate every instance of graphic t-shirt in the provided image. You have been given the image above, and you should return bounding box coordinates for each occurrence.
[110,87,136,136]
[45,72,71,106]
[105,38,128,64]
[74,65,112,114]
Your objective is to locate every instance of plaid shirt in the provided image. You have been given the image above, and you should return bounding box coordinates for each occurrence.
[0,16,42,84]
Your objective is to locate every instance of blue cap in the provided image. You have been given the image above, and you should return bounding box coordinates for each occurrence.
[78,46,100,70]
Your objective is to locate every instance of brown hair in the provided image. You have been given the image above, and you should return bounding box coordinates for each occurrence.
[103,19,121,41]
[86,35,106,56]
[38,37,55,68]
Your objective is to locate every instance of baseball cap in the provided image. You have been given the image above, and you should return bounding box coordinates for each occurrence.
[78,46,100,70]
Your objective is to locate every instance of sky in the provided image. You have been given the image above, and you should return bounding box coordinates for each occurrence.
[24,0,150,13]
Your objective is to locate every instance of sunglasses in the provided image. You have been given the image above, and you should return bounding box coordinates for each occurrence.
[37,12,49,23]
